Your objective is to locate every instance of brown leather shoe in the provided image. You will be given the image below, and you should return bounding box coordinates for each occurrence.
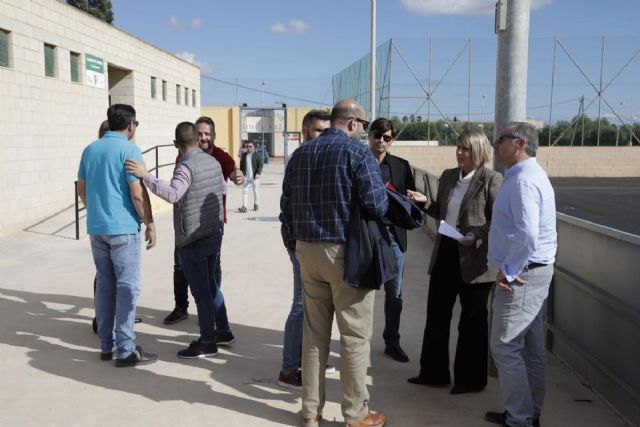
[346,411,386,427]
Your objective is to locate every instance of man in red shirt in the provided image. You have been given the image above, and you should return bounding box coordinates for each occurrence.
[164,117,243,348]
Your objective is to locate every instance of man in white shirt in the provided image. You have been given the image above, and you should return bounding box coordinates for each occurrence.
[238,140,263,212]
[485,121,557,427]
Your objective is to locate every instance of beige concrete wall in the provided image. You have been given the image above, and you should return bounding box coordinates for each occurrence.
[391,144,640,177]
[0,0,200,235]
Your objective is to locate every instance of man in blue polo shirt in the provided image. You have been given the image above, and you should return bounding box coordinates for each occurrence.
[77,104,157,368]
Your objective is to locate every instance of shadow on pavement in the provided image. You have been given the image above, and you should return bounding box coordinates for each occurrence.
[0,287,348,426]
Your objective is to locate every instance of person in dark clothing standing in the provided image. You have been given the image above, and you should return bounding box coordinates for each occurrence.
[367,118,424,363]
[163,116,242,347]
[408,130,502,395]
[126,122,227,358]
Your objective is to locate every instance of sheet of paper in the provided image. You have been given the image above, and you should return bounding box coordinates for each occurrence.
[438,220,471,241]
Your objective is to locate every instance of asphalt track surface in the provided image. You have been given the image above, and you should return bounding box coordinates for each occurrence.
[552,178,640,236]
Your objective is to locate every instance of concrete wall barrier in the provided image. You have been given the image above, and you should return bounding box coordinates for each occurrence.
[393,145,640,178]
[549,214,640,427]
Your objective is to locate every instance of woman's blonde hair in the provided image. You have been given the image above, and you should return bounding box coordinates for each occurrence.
[457,129,492,168]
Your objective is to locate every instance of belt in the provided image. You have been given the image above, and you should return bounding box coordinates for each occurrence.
[523,262,548,272]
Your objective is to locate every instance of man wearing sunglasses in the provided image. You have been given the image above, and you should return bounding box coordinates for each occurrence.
[280,99,388,427]
[77,104,157,367]
[367,118,423,364]
[485,122,556,427]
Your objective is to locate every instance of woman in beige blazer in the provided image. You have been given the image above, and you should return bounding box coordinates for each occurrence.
[408,130,502,394]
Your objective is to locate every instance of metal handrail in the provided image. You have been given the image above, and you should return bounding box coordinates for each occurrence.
[74,143,176,240]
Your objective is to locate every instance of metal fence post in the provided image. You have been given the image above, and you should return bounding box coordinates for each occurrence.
[74,180,79,240]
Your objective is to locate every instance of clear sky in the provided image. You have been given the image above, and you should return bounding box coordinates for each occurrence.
[109,0,640,122]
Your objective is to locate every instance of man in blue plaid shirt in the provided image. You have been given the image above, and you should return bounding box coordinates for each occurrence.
[280,99,388,427]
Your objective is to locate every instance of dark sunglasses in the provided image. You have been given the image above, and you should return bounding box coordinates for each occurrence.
[373,132,392,142]
[495,134,519,144]
[354,117,370,131]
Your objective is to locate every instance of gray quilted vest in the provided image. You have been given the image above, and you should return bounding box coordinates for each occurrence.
[173,148,224,248]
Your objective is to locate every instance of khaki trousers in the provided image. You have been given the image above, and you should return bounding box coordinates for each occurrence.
[296,241,375,423]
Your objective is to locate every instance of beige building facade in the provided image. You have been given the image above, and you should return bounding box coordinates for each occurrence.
[200,106,324,161]
[0,0,201,236]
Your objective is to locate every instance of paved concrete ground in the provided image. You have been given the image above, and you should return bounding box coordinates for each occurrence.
[0,164,629,426]
[552,178,640,236]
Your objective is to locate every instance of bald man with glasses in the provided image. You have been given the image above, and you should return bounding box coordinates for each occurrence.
[280,99,388,427]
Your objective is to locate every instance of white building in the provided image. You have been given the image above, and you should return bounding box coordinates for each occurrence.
[0,0,200,236]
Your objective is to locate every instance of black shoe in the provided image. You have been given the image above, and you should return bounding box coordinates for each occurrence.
[450,384,485,395]
[384,343,410,362]
[115,346,158,367]
[135,316,142,323]
[407,376,450,386]
[238,206,247,213]
[484,411,540,427]
[177,339,218,359]
[484,411,507,425]
[277,370,302,391]
[253,205,259,211]
[100,351,113,361]
[215,330,236,346]
[163,307,188,325]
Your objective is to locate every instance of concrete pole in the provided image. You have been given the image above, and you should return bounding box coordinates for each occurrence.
[494,0,531,172]
[370,0,376,121]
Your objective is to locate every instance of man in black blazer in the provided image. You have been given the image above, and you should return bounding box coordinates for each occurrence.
[368,118,422,362]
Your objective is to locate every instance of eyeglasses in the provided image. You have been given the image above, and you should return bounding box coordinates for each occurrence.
[132,120,140,127]
[495,134,519,144]
[353,117,370,131]
[373,132,392,142]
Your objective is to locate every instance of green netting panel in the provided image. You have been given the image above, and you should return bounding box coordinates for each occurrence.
[332,39,392,118]
[0,29,9,68]
[44,44,56,77]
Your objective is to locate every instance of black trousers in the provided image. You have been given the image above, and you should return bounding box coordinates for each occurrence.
[417,236,492,388]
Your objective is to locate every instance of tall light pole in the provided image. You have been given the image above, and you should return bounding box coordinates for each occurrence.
[370,0,376,121]
[630,105,635,146]
[494,0,531,172]
[261,81,267,108]
[481,93,487,124]
[617,101,623,146]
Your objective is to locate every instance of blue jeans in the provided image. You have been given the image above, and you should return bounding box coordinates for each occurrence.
[491,265,553,427]
[178,231,223,342]
[383,229,405,345]
[91,233,141,359]
[173,227,229,331]
[282,249,303,373]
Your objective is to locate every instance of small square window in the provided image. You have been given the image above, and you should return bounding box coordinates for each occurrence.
[0,28,11,68]
[176,84,181,104]
[70,51,81,82]
[151,76,157,99]
[44,43,57,77]
[162,80,167,101]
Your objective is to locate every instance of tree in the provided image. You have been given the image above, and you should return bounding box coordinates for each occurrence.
[67,0,114,24]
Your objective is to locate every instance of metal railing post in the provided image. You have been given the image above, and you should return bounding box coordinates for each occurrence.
[74,180,80,240]
[155,146,159,178]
